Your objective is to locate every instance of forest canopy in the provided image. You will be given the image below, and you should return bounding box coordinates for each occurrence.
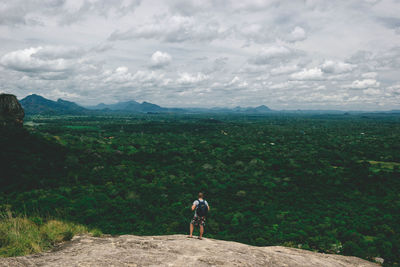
[1,113,399,264]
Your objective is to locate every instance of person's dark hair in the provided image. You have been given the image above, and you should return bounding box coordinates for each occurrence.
[198,192,204,198]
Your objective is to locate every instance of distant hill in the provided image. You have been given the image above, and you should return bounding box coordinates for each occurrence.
[87,100,140,111]
[20,95,168,115]
[20,94,87,115]
[86,100,167,113]
[233,105,271,113]
[86,99,273,114]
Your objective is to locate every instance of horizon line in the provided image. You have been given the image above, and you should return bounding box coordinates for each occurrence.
[9,93,400,113]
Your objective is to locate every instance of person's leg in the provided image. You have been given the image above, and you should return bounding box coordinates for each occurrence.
[199,225,204,239]
[189,223,194,237]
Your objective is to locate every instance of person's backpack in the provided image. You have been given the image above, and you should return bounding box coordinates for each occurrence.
[196,199,208,217]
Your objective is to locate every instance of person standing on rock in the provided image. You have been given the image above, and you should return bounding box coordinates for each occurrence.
[188,192,210,240]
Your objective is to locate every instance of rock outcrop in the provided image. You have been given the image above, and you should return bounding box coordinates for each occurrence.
[0,234,379,267]
[0,94,24,126]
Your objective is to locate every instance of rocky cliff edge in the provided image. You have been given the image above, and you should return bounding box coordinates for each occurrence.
[0,234,379,267]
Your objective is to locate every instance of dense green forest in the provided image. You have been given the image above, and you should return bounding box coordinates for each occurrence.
[1,114,399,265]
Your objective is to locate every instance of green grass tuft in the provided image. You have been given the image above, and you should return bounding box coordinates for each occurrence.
[91,228,103,237]
[0,212,93,257]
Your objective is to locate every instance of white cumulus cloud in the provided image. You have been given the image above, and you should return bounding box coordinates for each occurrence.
[0,47,73,73]
[321,60,355,74]
[150,51,172,68]
[287,26,307,42]
[345,79,380,89]
[177,72,208,84]
[290,68,324,80]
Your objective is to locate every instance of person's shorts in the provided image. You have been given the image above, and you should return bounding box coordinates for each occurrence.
[191,215,206,226]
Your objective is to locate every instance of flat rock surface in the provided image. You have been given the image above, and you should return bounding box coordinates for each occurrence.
[0,234,379,267]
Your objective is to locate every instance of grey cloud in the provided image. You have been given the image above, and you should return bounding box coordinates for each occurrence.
[387,84,400,95]
[108,15,228,43]
[211,57,229,72]
[230,1,278,12]
[249,45,300,65]
[168,0,213,16]
[33,46,86,60]
[168,0,278,15]
[377,47,400,68]
[361,72,377,78]
[270,64,299,75]
[286,26,307,42]
[37,71,72,80]
[0,0,140,26]
[0,1,53,25]
[349,47,400,71]
[376,16,400,29]
[233,23,273,44]
[363,88,381,95]
[90,43,114,53]
[59,0,141,25]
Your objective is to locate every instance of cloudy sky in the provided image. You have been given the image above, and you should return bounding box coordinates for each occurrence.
[1,0,400,110]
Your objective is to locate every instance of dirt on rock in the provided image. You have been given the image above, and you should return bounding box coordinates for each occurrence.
[0,234,379,267]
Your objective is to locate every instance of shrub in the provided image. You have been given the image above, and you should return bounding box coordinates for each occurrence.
[91,228,103,237]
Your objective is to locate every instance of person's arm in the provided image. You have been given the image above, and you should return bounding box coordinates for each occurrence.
[191,200,198,211]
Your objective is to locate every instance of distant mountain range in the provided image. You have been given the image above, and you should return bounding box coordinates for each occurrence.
[86,100,167,113]
[19,94,274,115]
[19,94,400,116]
